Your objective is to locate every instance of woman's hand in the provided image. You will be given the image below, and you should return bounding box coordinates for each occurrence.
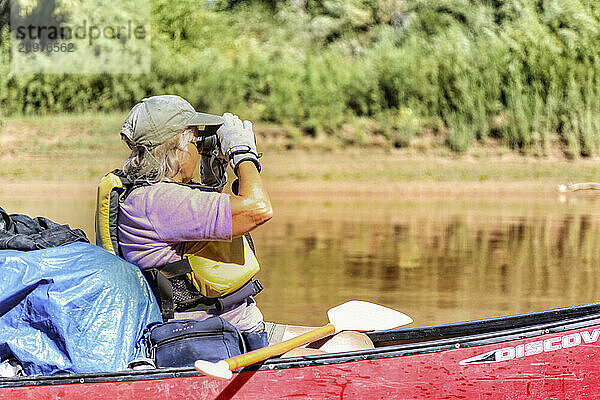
[217,113,261,175]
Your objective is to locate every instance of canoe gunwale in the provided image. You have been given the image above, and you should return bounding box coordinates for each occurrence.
[271,311,600,369]
[368,301,600,344]
[2,302,600,388]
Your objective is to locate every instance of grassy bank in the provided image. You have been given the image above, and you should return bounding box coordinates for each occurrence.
[1,114,600,194]
[1,1,600,155]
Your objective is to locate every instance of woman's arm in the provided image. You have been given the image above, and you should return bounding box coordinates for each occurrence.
[229,162,273,237]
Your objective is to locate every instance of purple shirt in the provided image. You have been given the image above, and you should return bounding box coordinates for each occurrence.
[118,182,263,331]
[118,182,232,268]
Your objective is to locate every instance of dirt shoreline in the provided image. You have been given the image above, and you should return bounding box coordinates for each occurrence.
[0,178,579,201]
[2,114,600,199]
[1,149,598,199]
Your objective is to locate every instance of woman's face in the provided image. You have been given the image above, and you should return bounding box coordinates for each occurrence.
[176,126,200,183]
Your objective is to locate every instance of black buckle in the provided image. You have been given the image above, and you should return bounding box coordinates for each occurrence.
[253,280,264,295]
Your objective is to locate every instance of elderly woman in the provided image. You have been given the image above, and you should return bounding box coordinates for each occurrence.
[114,95,272,341]
[101,95,373,355]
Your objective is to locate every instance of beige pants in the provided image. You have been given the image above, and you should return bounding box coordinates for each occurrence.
[263,322,375,356]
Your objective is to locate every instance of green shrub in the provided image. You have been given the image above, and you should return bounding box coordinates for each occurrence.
[1,0,600,155]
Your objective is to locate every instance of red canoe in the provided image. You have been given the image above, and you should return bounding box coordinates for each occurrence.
[2,302,600,399]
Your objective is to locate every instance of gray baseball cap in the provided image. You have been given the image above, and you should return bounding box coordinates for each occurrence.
[121,95,224,148]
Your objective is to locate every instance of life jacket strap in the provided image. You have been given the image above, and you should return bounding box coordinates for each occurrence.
[176,279,263,314]
[143,259,263,320]
[142,267,175,319]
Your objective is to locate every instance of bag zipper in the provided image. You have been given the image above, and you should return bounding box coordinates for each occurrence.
[154,331,221,347]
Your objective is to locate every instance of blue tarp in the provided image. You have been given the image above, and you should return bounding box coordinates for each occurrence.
[0,242,162,375]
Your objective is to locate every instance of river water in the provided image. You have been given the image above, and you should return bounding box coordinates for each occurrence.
[4,188,600,327]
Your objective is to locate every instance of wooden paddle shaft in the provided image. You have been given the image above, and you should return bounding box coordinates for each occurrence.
[225,323,336,371]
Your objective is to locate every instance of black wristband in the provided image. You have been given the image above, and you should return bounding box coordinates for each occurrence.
[232,156,261,176]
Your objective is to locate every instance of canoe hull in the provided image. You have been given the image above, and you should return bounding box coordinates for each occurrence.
[3,322,600,399]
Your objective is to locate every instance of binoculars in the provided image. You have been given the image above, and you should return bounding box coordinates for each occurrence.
[195,124,223,154]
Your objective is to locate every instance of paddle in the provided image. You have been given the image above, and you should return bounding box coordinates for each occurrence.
[195,300,412,380]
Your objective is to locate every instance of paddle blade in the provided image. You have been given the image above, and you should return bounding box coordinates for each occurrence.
[195,360,232,380]
[327,300,412,332]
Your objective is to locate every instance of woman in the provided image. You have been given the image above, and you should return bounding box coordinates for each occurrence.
[116,95,272,337]
[113,95,373,354]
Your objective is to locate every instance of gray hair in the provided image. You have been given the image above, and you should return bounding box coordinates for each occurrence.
[122,127,196,183]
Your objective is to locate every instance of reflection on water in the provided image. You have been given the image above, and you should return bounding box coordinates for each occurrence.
[3,191,600,327]
[253,198,600,326]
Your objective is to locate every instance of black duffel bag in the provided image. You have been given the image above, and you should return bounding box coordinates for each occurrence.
[145,317,247,368]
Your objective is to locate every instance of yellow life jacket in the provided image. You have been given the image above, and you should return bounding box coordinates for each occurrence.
[95,170,261,308]
[183,238,260,298]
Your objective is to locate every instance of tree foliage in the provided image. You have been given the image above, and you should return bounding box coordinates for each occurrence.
[1,0,600,154]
